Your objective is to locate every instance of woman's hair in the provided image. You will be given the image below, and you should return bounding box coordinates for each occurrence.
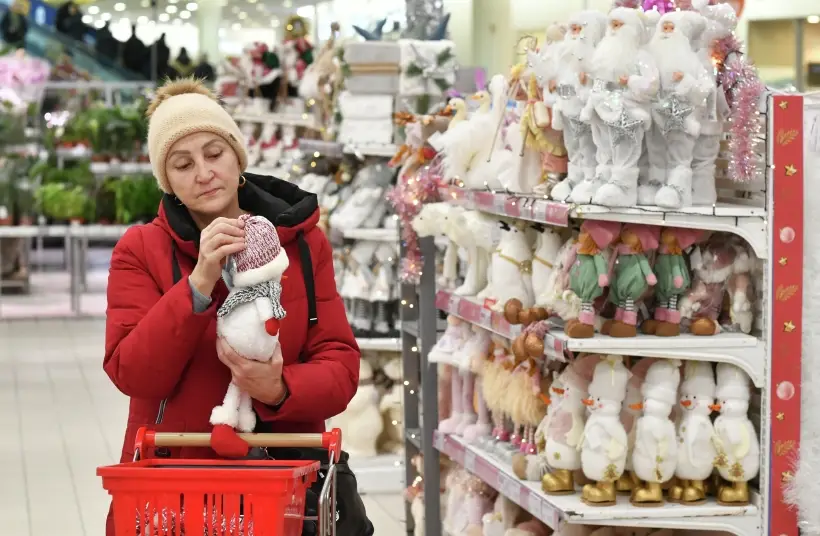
[146,77,247,193]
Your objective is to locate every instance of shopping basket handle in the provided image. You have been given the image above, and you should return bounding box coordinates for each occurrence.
[134,427,343,463]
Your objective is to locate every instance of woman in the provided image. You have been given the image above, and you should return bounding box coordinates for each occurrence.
[104,78,368,534]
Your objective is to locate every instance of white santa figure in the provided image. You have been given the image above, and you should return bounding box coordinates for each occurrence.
[579,355,631,506]
[546,10,608,202]
[575,7,659,207]
[672,360,718,505]
[630,359,681,506]
[642,10,713,209]
[689,0,737,205]
[713,363,759,506]
[212,214,289,435]
[541,354,599,494]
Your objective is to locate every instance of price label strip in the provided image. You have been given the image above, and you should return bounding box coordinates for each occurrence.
[497,473,521,501]
[448,294,462,314]
[464,449,477,473]
[537,200,571,227]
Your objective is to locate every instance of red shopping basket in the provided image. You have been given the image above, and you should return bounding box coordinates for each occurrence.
[97,427,343,536]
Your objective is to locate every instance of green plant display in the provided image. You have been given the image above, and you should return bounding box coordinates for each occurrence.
[34,183,89,222]
[105,175,163,224]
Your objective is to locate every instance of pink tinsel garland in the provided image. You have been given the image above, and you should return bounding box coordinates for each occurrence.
[714,35,766,184]
[386,158,443,284]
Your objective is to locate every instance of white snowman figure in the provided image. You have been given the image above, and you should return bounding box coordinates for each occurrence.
[212,214,289,435]
[713,363,759,506]
[579,355,631,506]
[672,360,718,505]
[630,359,681,506]
[617,358,656,494]
[518,372,562,482]
[541,354,599,494]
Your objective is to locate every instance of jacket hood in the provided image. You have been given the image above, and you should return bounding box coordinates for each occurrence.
[155,173,320,259]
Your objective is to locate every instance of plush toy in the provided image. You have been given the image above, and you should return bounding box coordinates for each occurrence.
[679,235,737,335]
[580,355,631,506]
[328,359,384,457]
[604,224,660,338]
[211,214,289,457]
[642,228,702,336]
[565,221,621,338]
[630,359,681,506]
[672,360,717,505]
[617,357,655,494]
[713,363,759,506]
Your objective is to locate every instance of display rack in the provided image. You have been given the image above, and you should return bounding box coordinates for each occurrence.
[399,93,805,536]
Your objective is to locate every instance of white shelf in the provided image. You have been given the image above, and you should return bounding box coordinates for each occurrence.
[342,228,399,242]
[436,290,766,388]
[89,162,153,175]
[347,453,405,495]
[435,432,760,535]
[343,143,398,158]
[439,186,769,260]
[357,337,402,351]
[233,112,320,130]
[0,224,132,239]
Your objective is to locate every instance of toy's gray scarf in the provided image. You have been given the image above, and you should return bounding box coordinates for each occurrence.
[217,280,286,320]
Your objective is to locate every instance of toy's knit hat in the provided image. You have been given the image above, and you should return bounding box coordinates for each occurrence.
[231,214,289,287]
[146,78,248,194]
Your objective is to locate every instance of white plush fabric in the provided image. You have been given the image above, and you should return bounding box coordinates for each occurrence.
[338,119,395,145]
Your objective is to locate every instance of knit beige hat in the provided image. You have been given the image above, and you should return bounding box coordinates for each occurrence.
[146,78,248,194]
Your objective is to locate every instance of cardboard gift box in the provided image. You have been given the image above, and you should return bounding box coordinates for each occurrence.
[344,41,401,65]
[398,39,457,97]
[338,92,394,121]
[338,118,395,146]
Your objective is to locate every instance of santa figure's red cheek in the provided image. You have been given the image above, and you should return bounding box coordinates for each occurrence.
[265,318,281,336]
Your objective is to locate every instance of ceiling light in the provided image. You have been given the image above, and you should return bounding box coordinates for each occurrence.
[81,14,92,23]
[158,12,169,21]
[238,11,247,19]
[88,5,99,14]
[231,22,240,30]
[166,5,177,13]
[186,2,197,10]
[248,0,257,3]
[256,4,264,10]
[101,12,111,20]
[283,0,292,7]
[140,0,149,7]
[180,10,190,18]
[120,17,129,24]
[94,19,105,28]
[808,15,820,24]
[172,18,181,24]
[114,2,125,11]
[271,18,279,27]
[137,15,147,23]
[169,0,178,3]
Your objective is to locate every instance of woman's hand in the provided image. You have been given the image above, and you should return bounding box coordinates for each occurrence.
[190,217,246,296]
[217,338,287,406]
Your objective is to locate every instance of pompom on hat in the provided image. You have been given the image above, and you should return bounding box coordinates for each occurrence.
[146,78,248,194]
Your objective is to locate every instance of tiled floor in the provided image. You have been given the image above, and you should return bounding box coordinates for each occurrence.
[0,318,407,536]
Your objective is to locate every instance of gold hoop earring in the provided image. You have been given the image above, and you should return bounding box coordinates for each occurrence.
[238,175,247,188]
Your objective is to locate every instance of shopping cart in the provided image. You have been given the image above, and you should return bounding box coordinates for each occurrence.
[97,427,343,536]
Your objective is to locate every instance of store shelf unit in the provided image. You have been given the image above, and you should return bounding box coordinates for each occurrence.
[399,94,805,536]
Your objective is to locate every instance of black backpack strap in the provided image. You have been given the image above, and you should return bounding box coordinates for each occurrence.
[296,230,318,327]
[153,241,183,457]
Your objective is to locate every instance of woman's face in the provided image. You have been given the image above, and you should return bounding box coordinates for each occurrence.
[165,131,241,217]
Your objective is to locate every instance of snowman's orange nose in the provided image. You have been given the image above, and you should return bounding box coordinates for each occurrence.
[629,402,644,411]
[681,400,692,407]
[709,404,722,412]
[582,398,594,406]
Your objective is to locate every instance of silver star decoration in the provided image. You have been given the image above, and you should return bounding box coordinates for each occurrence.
[656,93,694,136]
[604,108,642,146]
[567,116,591,138]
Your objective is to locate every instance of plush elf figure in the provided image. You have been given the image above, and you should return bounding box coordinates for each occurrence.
[564,220,621,339]
[643,228,702,337]
[284,14,315,83]
[605,224,660,338]
[210,214,289,458]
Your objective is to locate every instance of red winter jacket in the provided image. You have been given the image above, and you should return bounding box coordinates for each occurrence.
[103,174,360,465]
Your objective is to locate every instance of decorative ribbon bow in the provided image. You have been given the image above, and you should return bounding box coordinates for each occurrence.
[404,43,455,93]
